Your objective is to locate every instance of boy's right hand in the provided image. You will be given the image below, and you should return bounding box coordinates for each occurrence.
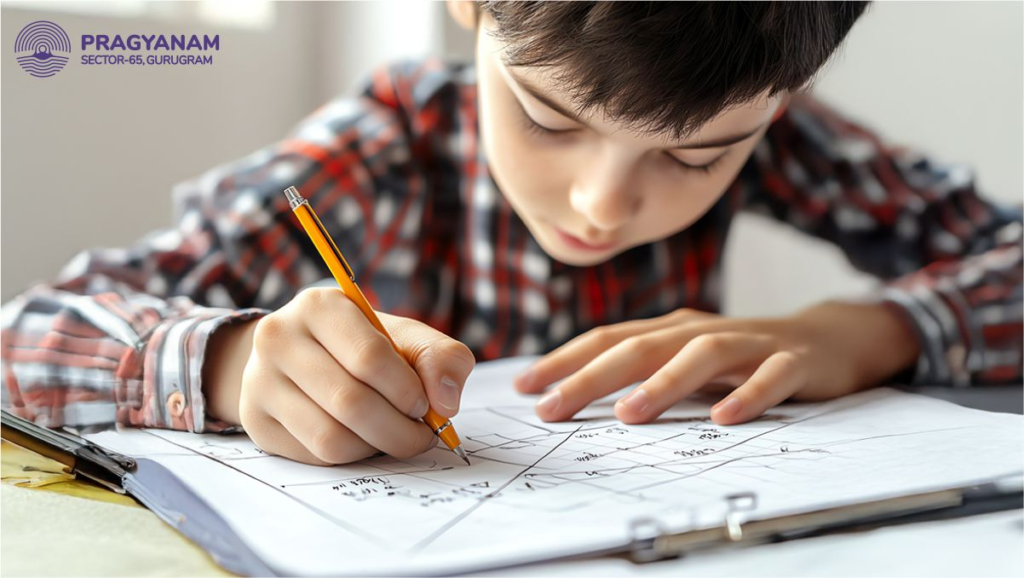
[203,288,476,466]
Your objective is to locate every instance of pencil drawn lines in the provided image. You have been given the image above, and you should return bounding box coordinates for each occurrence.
[139,430,391,548]
[485,407,558,433]
[408,422,586,552]
[143,389,947,557]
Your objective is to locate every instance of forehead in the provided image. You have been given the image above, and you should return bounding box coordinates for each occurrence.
[479,18,781,147]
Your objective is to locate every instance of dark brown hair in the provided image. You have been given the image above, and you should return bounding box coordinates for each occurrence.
[479,1,869,140]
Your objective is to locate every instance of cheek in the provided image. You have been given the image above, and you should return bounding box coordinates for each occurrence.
[477,72,567,217]
[636,162,744,240]
[482,114,568,217]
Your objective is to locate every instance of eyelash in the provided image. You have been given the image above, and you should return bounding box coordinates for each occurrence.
[667,152,726,175]
[519,105,726,175]
[520,109,573,138]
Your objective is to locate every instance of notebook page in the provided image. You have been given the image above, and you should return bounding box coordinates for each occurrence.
[86,356,1024,576]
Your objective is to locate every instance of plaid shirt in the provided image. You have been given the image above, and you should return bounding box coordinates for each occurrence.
[3,58,1021,433]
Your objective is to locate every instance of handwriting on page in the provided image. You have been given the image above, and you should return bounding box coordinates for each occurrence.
[85,356,1024,575]
[143,393,919,553]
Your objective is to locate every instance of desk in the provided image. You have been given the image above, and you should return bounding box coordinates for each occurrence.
[3,386,1021,577]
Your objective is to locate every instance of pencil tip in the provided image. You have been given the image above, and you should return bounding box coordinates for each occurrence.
[454,445,471,465]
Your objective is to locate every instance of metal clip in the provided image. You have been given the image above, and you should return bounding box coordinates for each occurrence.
[628,516,670,563]
[724,492,758,542]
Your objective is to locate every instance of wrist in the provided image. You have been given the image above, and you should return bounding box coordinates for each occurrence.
[202,318,259,425]
[795,300,921,387]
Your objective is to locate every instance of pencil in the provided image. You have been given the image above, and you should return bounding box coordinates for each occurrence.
[282,186,470,465]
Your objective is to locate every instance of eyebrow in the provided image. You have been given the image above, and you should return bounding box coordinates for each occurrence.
[507,69,767,150]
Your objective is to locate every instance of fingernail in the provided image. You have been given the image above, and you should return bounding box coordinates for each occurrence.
[438,375,461,412]
[713,397,742,419]
[618,389,650,415]
[428,436,439,449]
[536,390,562,415]
[411,397,429,419]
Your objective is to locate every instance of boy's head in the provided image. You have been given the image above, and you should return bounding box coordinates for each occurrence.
[447,1,869,266]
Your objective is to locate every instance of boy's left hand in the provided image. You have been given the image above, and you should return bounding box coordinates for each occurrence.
[514,302,921,425]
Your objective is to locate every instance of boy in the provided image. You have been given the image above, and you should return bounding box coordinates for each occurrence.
[3,2,1021,465]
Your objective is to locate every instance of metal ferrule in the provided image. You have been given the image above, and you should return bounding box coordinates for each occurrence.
[283,186,308,210]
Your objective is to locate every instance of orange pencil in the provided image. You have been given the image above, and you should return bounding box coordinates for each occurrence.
[283,186,470,465]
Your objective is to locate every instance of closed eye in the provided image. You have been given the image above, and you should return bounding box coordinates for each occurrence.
[666,151,728,174]
[518,101,578,137]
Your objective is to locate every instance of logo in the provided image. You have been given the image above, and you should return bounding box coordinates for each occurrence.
[14,21,71,78]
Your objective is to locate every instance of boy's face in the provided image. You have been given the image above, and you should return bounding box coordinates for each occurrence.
[471,12,786,267]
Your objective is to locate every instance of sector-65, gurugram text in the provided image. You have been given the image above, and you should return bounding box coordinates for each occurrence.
[79,34,218,66]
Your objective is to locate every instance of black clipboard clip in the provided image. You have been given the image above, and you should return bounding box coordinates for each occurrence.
[629,479,1023,563]
[1,409,136,494]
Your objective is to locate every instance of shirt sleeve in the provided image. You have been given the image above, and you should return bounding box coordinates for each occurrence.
[746,94,1022,387]
[0,60,445,432]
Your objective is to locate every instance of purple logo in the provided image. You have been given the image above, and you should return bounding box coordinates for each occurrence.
[15,21,71,78]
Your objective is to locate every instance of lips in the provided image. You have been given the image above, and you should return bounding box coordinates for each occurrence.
[554,227,617,252]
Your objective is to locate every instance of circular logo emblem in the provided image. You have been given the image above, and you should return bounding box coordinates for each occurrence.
[15,21,71,78]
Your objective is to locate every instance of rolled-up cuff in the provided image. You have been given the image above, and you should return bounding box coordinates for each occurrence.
[878,281,974,387]
[120,307,267,433]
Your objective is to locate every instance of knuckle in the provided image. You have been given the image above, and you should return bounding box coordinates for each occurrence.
[587,326,619,348]
[436,339,476,373]
[771,350,804,373]
[617,335,652,357]
[295,287,328,311]
[348,334,394,377]
[390,378,425,415]
[689,333,730,357]
[449,340,477,367]
[327,383,367,423]
[671,308,700,322]
[307,426,345,464]
[253,315,288,349]
[295,288,349,318]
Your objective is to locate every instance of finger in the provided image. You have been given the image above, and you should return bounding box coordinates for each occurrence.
[248,418,333,466]
[260,374,379,464]
[711,351,805,425]
[257,418,356,467]
[381,312,476,418]
[302,290,430,420]
[240,388,348,466]
[615,332,775,424]
[534,325,693,422]
[516,309,711,393]
[277,343,439,459]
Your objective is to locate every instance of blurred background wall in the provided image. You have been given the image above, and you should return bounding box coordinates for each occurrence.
[2,1,1021,319]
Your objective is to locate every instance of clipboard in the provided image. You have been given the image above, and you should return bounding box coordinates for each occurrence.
[3,407,1022,574]
[1,408,135,494]
[1,409,274,576]
[628,479,1023,563]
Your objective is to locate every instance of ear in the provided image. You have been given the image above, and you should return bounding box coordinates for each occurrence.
[446,0,477,31]
[771,93,791,123]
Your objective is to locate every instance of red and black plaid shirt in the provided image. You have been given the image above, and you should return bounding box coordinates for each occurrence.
[3,58,1021,433]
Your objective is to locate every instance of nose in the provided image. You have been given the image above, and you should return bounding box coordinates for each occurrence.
[568,155,641,232]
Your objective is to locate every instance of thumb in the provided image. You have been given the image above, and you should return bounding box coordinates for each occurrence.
[379,313,476,418]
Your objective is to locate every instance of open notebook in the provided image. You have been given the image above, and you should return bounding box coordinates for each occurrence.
[77,356,1022,576]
